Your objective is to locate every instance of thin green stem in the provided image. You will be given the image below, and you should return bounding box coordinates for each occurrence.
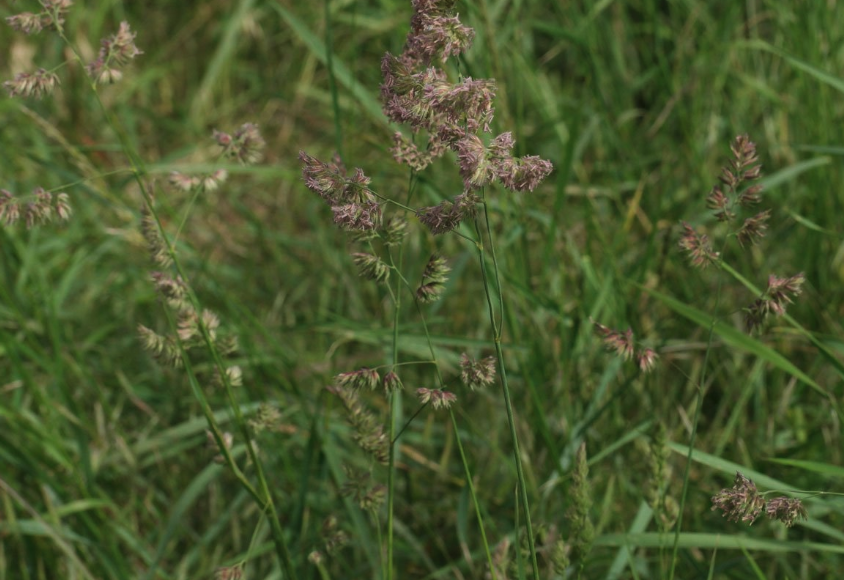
[472,212,540,579]
[668,239,729,580]
[449,410,497,580]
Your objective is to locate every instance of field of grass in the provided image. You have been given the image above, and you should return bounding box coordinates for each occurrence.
[2,1,844,578]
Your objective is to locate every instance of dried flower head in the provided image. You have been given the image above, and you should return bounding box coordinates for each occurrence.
[3,68,60,98]
[416,191,479,235]
[86,22,142,85]
[299,151,374,209]
[678,222,718,268]
[721,134,762,192]
[332,201,382,231]
[736,209,771,247]
[636,348,659,373]
[591,319,635,361]
[334,368,381,391]
[6,12,45,35]
[149,271,191,313]
[0,190,21,226]
[711,472,766,525]
[215,123,265,165]
[6,1,73,34]
[744,272,805,332]
[416,387,457,409]
[706,186,734,222]
[459,353,496,391]
[140,203,173,267]
[138,324,182,368]
[382,371,403,393]
[765,497,807,528]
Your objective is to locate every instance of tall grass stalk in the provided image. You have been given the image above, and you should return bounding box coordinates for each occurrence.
[49,21,298,580]
[474,202,540,579]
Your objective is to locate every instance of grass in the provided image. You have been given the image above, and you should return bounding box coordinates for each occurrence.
[1,0,844,578]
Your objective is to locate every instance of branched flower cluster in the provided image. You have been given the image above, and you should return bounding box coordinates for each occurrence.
[681,135,805,335]
[334,368,381,391]
[591,319,659,373]
[341,467,387,512]
[327,385,389,464]
[138,223,239,378]
[0,188,71,228]
[744,273,805,332]
[416,254,451,302]
[416,387,457,409]
[711,472,807,527]
[378,1,553,234]
[5,0,73,35]
[299,152,382,232]
[459,353,496,391]
[214,123,266,165]
[86,21,142,85]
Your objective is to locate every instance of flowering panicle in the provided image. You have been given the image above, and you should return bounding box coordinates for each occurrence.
[334,368,381,391]
[176,309,220,343]
[86,22,142,85]
[416,387,457,409]
[248,402,282,433]
[320,516,350,555]
[382,371,403,393]
[352,253,390,283]
[765,497,808,528]
[416,254,450,303]
[332,201,382,231]
[140,203,173,267]
[721,134,763,192]
[214,123,265,165]
[327,385,389,464]
[137,324,182,368]
[3,68,61,99]
[149,272,190,313]
[213,365,243,389]
[5,0,73,34]
[711,472,807,527]
[378,2,553,193]
[416,191,480,235]
[566,443,595,569]
[390,132,439,171]
[342,467,387,512]
[591,319,659,373]
[299,152,384,232]
[744,273,805,332]
[678,222,718,268]
[168,169,228,193]
[459,353,496,391]
[0,188,71,228]
[736,209,771,247]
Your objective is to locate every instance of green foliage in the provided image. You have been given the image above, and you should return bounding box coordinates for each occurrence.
[2,0,844,578]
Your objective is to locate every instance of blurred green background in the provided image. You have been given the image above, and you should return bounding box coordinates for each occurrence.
[1,0,843,578]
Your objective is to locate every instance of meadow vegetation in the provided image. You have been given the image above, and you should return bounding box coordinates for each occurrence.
[1,1,844,578]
